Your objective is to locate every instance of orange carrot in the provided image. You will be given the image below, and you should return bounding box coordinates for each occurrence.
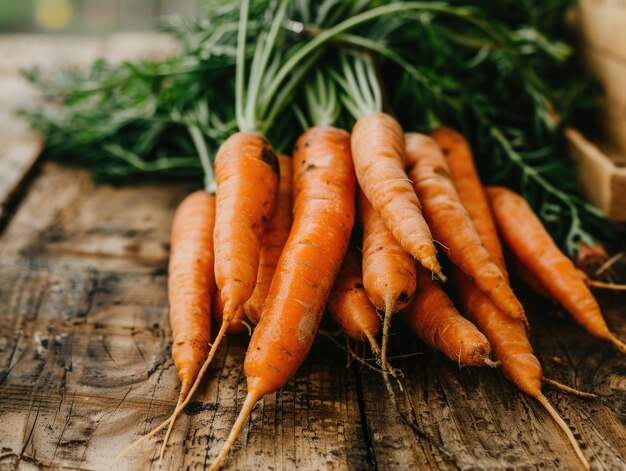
[455,270,541,395]
[487,186,626,354]
[405,133,525,322]
[426,130,540,389]
[109,190,216,467]
[351,112,444,280]
[187,132,279,388]
[168,191,216,398]
[358,188,416,373]
[209,125,355,469]
[430,127,506,273]
[454,268,591,469]
[327,244,380,351]
[402,265,491,366]
[244,155,293,324]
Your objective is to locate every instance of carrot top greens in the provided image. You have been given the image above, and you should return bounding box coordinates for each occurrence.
[20,0,612,254]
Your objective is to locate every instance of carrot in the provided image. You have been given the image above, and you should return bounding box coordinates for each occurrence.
[487,186,626,354]
[404,133,525,322]
[402,266,491,366]
[454,273,590,469]
[424,134,590,467]
[209,125,355,469]
[244,155,293,324]
[169,191,216,399]
[358,188,416,374]
[351,112,444,280]
[327,243,380,353]
[191,131,279,381]
[213,290,249,334]
[430,127,506,273]
[458,274,592,465]
[109,190,216,468]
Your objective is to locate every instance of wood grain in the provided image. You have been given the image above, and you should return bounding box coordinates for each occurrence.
[0,34,625,471]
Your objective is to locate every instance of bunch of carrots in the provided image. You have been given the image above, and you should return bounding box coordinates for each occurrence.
[113,66,624,471]
[26,2,625,470]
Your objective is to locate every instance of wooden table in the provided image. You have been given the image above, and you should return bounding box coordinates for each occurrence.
[0,35,625,471]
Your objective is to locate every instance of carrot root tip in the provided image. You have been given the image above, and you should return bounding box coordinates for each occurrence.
[535,394,590,470]
[542,378,598,398]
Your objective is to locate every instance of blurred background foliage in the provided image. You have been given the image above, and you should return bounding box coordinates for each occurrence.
[0,0,197,33]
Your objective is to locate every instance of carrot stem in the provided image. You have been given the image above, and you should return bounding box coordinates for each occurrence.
[209,391,261,471]
[542,378,598,398]
[535,394,590,470]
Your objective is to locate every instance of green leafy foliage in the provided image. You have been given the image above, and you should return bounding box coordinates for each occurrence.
[19,0,613,255]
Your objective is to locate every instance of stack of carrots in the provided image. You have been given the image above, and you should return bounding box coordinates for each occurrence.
[103,4,626,471]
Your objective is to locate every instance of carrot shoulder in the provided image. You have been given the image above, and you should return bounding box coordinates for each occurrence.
[351,112,444,280]
[487,186,626,354]
[402,266,491,366]
[405,133,525,322]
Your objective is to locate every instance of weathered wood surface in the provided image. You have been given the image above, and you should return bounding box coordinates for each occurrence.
[0,35,625,471]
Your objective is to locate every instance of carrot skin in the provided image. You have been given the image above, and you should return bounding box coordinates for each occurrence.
[328,244,380,342]
[487,186,618,343]
[169,191,216,397]
[454,269,542,395]
[359,189,417,313]
[214,131,279,320]
[351,112,443,279]
[430,127,506,274]
[245,125,355,397]
[402,266,491,367]
[405,133,525,322]
[244,155,293,325]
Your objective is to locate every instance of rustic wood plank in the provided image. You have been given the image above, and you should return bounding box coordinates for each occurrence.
[0,259,369,471]
[0,163,195,269]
